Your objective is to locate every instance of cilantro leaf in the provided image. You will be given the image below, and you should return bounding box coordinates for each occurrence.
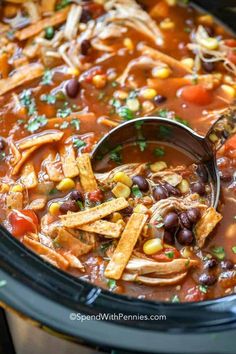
[132,185,142,198]
[137,140,147,152]
[27,115,48,133]
[154,147,165,157]
[73,138,86,149]
[211,246,225,260]
[42,69,53,85]
[117,106,134,120]
[107,279,116,290]
[70,118,80,131]
[40,94,56,104]
[57,107,72,118]
[109,145,122,164]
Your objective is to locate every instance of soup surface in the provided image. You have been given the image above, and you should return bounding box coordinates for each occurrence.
[0,0,236,302]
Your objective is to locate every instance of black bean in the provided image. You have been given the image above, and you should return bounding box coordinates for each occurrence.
[176,228,194,245]
[66,79,80,98]
[0,137,6,151]
[81,39,91,56]
[164,212,179,230]
[202,61,215,73]
[163,182,181,196]
[186,207,201,223]
[121,206,133,216]
[154,95,167,104]
[80,9,92,23]
[179,212,192,229]
[219,170,232,182]
[70,190,83,202]
[196,164,208,183]
[204,258,218,269]
[59,200,79,214]
[191,181,206,195]
[221,260,234,270]
[132,175,149,192]
[163,230,175,245]
[199,273,217,286]
[153,185,169,201]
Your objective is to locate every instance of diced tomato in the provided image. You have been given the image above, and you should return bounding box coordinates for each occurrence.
[180,84,213,105]
[184,286,205,302]
[224,39,236,48]
[227,49,236,65]
[225,134,236,151]
[9,210,38,238]
[88,189,104,203]
[84,67,102,83]
[152,247,181,262]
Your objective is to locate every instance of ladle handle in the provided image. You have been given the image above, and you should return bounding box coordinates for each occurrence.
[206,107,236,150]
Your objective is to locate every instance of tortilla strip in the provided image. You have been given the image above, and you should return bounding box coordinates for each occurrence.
[24,236,69,270]
[6,192,23,211]
[15,7,71,41]
[0,53,10,79]
[28,197,47,210]
[61,252,84,271]
[20,161,38,189]
[139,44,192,76]
[0,63,44,96]
[78,220,123,238]
[41,0,57,14]
[9,139,22,166]
[77,153,98,192]
[17,130,64,150]
[12,146,38,175]
[60,144,79,178]
[55,228,92,257]
[195,207,222,248]
[44,151,64,182]
[60,197,129,228]
[104,213,148,280]
[122,271,187,286]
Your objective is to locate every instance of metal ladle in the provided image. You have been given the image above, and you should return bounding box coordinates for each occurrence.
[91,107,236,208]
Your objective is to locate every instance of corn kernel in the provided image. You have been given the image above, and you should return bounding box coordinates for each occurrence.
[143,238,163,255]
[199,37,219,50]
[49,202,61,216]
[111,212,122,223]
[178,179,190,194]
[152,66,171,79]
[92,74,107,89]
[11,184,23,193]
[114,90,128,100]
[209,133,219,143]
[0,183,10,193]
[117,219,126,229]
[180,246,193,258]
[150,161,167,172]
[142,100,155,113]
[123,37,134,51]
[112,172,133,187]
[133,204,148,214]
[142,224,149,237]
[112,182,131,199]
[221,84,236,98]
[181,58,194,70]
[67,67,80,76]
[160,18,175,30]
[140,88,157,100]
[223,75,234,85]
[166,0,177,5]
[198,14,213,26]
[126,98,140,112]
[56,178,75,191]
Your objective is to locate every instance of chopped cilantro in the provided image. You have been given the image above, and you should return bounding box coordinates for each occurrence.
[45,26,54,40]
[0,152,6,160]
[137,140,147,152]
[0,280,7,288]
[232,246,236,254]
[132,185,142,198]
[56,0,71,10]
[174,116,190,127]
[128,90,139,99]
[185,258,190,267]
[199,285,208,294]
[158,108,169,118]
[100,241,112,253]
[107,279,116,290]
[70,118,80,131]
[117,106,134,120]
[73,138,86,149]
[49,188,58,195]
[20,90,37,116]
[27,115,48,133]
[60,121,69,129]
[165,250,174,259]
[110,98,121,109]
[42,69,53,85]
[109,145,122,164]
[154,147,165,157]
[77,200,84,210]
[111,81,119,87]
[211,246,225,260]
[135,120,144,130]
[40,94,56,104]
[57,107,72,118]
[98,91,106,101]
[171,294,180,303]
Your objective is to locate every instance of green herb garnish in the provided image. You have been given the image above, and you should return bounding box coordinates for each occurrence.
[107,279,116,290]
[132,185,142,198]
[199,285,208,294]
[109,145,122,164]
[171,294,180,303]
[137,140,147,152]
[174,116,190,127]
[49,188,58,195]
[42,69,53,85]
[27,115,48,133]
[165,250,174,259]
[56,0,71,10]
[57,107,72,118]
[73,138,86,149]
[117,106,134,120]
[45,26,54,40]
[154,147,165,157]
[232,246,236,254]
[40,94,56,104]
[135,120,144,130]
[70,118,80,131]
[60,121,69,129]
[211,246,225,260]
[0,152,6,160]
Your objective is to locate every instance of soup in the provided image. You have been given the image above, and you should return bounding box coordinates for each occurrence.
[0,0,236,302]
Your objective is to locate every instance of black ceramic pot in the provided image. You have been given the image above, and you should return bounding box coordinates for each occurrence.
[0,2,236,353]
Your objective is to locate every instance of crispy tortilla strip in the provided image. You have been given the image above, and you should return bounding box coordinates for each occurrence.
[24,236,69,270]
[126,257,199,275]
[77,153,98,192]
[28,197,47,210]
[18,130,64,150]
[0,53,10,79]
[44,151,64,182]
[6,192,23,211]
[12,146,38,175]
[61,252,84,271]
[41,0,57,13]
[78,220,123,238]
[60,144,79,178]
[15,7,71,41]
[55,228,92,257]
[0,63,44,96]
[60,198,129,228]
[122,272,187,285]
[195,207,222,248]
[20,161,38,189]
[104,213,148,280]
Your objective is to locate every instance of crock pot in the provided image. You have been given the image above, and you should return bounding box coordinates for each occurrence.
[1,1,236,353]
